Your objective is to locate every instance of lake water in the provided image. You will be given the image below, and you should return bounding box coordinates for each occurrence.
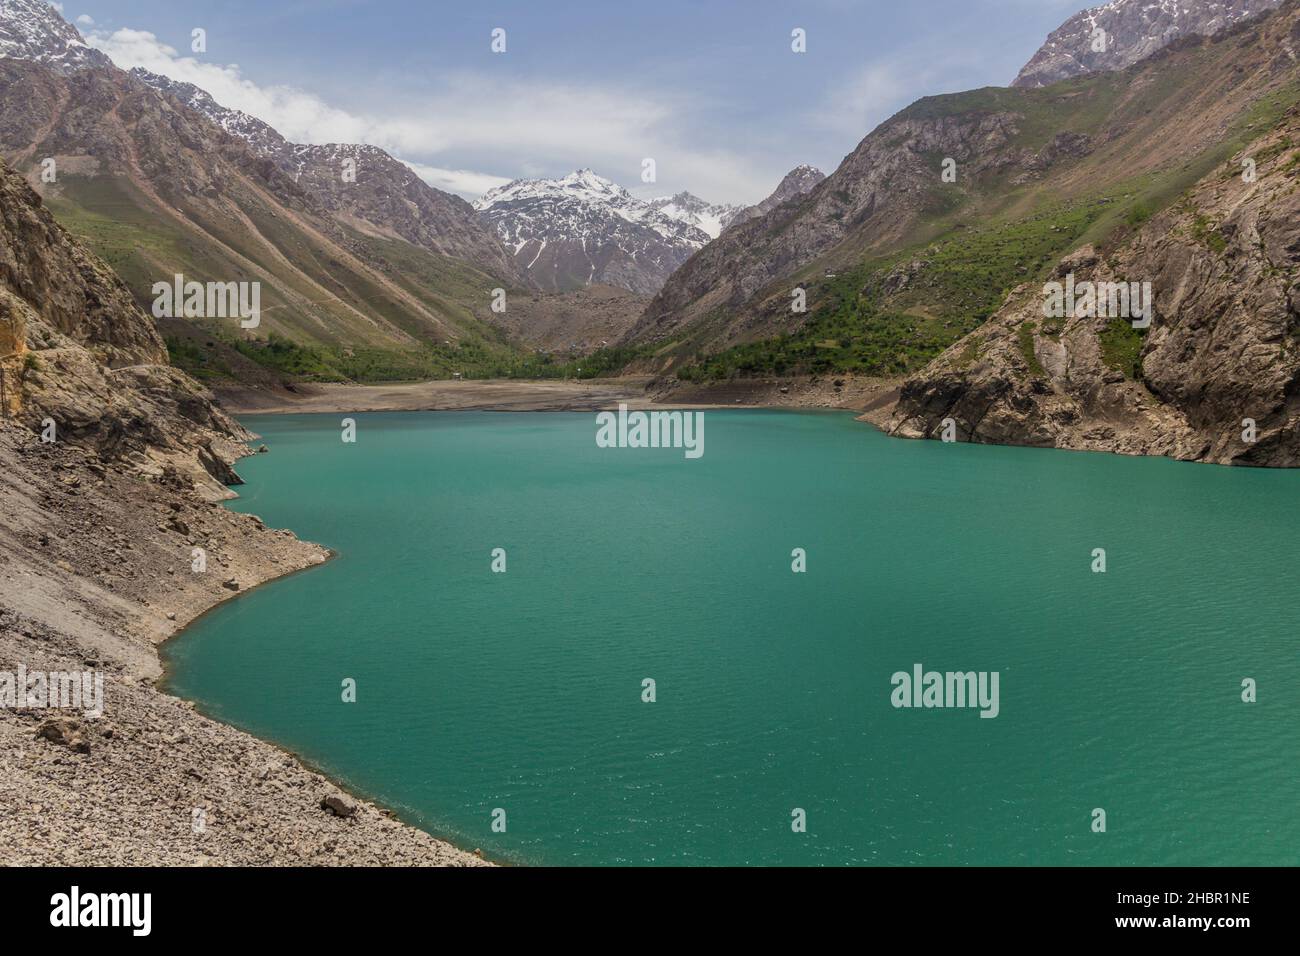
[163,410,1300,865]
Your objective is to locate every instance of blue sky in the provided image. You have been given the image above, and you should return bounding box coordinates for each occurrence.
[65,0,1087,204]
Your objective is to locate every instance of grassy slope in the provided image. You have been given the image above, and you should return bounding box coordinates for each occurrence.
[44,174,545,383]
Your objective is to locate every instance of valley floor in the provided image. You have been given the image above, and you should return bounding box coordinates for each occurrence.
[214,374,901,417]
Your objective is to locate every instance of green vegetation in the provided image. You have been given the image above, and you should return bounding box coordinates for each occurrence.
[676,198,1110,380]
[1017,321,1045,377]
[1098,319,1146,379]
[1124,202,1154,228]
[897,79,1122,152]
[167,327,659,384]
[1191,213,1228,253]
[164,336,229,381]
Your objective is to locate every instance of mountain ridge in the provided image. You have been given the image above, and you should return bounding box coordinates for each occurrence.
[473,168,716,295]
[1013,0,1283,87]
[0,0,111,74]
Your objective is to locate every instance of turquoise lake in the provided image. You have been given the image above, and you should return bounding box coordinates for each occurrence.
[163,410,1300,866]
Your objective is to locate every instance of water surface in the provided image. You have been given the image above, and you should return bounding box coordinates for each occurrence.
[164,410,1300,865]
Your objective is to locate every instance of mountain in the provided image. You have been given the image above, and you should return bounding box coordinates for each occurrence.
[722,164,825,230]
[645,191,743,239]
[473,169,715,295]
[0,59,510,353]
[0,2,529,386]
[129,69,517,276]
[0,0,110,74]
[1012,0,1282,87]
[625,0,1300,467]
[125,68,299,167]
[623,102,1051,352]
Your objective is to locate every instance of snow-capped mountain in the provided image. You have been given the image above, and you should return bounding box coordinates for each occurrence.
[1013,0,1281,88]
[128,68,298,164]
[474,169,719,294]
[0,0,111,73]
[724,164,826,230]
[646,192,744,240]
[127,69,517,277]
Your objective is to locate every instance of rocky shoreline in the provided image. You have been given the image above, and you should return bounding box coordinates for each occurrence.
[0,424,488,865]
[0,155,490,866]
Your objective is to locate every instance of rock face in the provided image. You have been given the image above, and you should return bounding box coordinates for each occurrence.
[0,0,111,74]
[473,169,715,295]
[879,103,1300,466]
[722,164,825,231]
[1013,0,1281,88]
[0,158,249,489]
[0,155,164,367]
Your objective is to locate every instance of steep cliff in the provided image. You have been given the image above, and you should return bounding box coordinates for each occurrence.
[0,157,247,492]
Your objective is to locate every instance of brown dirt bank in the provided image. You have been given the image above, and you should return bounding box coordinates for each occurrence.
[215,374,902,416]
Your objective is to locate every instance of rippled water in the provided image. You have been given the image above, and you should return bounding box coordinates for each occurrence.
[163,410,1300,865]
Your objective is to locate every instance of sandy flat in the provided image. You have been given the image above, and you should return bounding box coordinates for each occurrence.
[213,377,697,415]
[213,374,901,417]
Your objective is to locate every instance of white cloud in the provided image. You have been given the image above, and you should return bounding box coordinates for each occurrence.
[75,14,93,26]
[402,162,511,198]
[84,27,773,204]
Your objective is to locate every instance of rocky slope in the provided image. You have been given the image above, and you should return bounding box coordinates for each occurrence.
[624,107,1059,352]
[0,154,240,492]
[876,101,1300,466]
[130,69,517,278]
[0,156,485,864]
[0,0,110,74]
[1013,0,1281,88]
[474,169,715,295]
[721,164,825,231]
[492,284,650,353]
